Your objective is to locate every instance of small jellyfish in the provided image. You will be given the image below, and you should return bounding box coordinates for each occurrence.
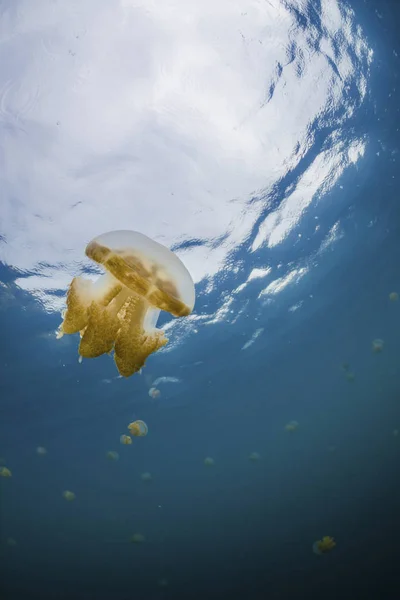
[36,446,47,455]
[120,434,132,445]
[6,537,17,547]
[130,533,145,543]
[63,490,76,501]
[128,420,148,437]
[141,472,152,482]
[149,387,161,399]
[393,429,399,437]
[284,420,299,432]
[0,466,12,477]
[204,457,215,466]
[312,536,336,555]
[107,450,119,460]
[372,338,384,353]
[249,452,261,462]
[57,230,196,377]
[389,292,398,302]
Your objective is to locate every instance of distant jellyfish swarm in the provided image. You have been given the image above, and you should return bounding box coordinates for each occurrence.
[312,536,336,555]
[57,230,196,377]
[128,420,148,437]
[372,338,384,353]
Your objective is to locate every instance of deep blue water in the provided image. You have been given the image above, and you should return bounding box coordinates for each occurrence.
[1,0,400,598]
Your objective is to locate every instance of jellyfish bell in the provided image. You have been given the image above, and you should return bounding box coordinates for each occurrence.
[249,452,261,462]
[312,536,336,555]
[372,338,384,353]
[6,537,17,547]
[107,450,119,460]
[120,434,132,445]
[130,533,145,543]
[57,230,196,377]
[204,457,215,466]
[149,387,161,399]
[389,292,399,302]
[141,472,152,482]
[63,490,76,501]
[36,446,47,455]
[0,466,12,477]
[284,420,299,432]
[128,420,148,437]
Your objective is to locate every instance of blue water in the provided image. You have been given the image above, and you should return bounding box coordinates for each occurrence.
[1,0,400,598]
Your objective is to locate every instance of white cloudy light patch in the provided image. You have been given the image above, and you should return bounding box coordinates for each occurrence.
[0,0,371,309]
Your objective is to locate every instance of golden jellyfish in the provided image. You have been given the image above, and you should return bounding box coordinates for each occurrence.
[389,292,399,302]
[57,230,196,377]
[120,434,132,445]
[149,387,161,399]
[130,533,145,543]
[141,472,152,482]
[106,450,119,460]
[0,466,12,477]
[204,457,215,466]
[249,452,261,462]
[63,490,76,501]
[284,420,299,432]
[128,420,148,437]
[372,338,384,353]
[36,446,47,455]
[312,536,336,555]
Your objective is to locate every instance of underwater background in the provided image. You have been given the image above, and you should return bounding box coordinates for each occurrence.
[1,0,400,598]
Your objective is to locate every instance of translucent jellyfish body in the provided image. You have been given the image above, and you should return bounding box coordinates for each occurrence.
[106,450,119,460]
[284,420,299,432]
[372,338,384,353]
[120,434,132,445]
[312,536,336,555]
[130,533,145,543]
[128,420,148,437]
[36,446,47,455]
[63,490,76,501]
[0,466,12,477]
[57,230,196,377]
[204,457,215,466]
[149,387,161,399]
[6,537,17,547]
[389,292,398,302]
[141,472,152,482]
[249,452,261,462]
